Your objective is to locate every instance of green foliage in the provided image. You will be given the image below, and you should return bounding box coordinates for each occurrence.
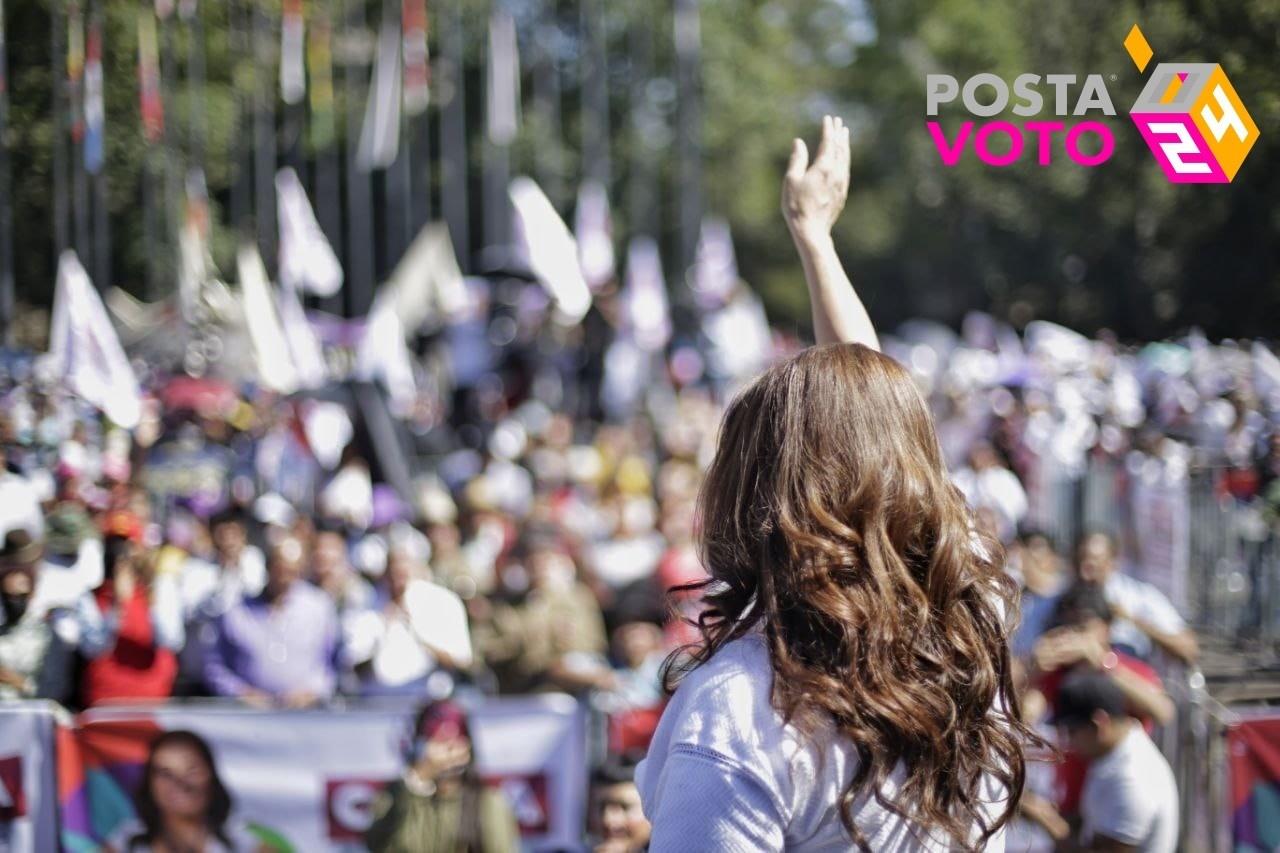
[3,0,1277,339]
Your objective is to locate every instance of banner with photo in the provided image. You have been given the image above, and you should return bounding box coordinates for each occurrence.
[59,696,587,852]
[1228,712,1280,851]
[0,703,60,852]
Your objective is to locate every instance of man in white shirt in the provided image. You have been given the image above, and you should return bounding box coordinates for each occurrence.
[1076,531,1198,665]
[1055,670,1179,853]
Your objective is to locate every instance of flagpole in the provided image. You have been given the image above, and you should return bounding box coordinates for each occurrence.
[160,5,181,295]
[310,0,344,316]
[0,0,12,344]
[405,0,432,232]
[627,7,654,237]
[88,1,108,292]
[673,0,702,278]
[52,0,70,258]
[532,13,562,206]
[70,1,90,261]
[185,0,206,170]
[483,5,516,266]
[138,4,159,301]
[281,0,305,177]
[253,1,276,276]
[384,0,411,278]
[228,0,250,241]
[439,0,468,272]
[343,0,376,316]
[580,0,609,187]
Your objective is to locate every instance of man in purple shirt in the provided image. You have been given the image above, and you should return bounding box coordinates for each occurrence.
[203,536,342,708]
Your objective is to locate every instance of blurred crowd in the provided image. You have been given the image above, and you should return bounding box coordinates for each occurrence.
[1,284,1279,849]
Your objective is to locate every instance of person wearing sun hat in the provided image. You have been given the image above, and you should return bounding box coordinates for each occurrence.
[0,530,58,699]
[0,529,82,702]
[43,495,104,594]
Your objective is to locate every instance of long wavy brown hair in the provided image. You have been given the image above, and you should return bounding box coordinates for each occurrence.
[664,342,1034,850]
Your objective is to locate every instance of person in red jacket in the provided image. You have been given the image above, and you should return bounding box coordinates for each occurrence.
[81,523,185,707]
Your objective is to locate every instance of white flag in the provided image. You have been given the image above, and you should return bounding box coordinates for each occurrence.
[237,244,300,394]
[509,176,591,322]
[1025,320,1091,372]
[575,180,615,291]
[357,292,417,414]
[44,252,142,428]
[276,167,344,298]
[486,8,520,146]
[704,288,773,382]
[692,217,739,311]
[357,10,402,171]
[278,280,329,390]
[384,222,470,333]
[621,236,670,352]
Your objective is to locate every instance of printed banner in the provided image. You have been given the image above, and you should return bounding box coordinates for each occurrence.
[0,704,60,852]
[1228,713,1280,851]
[59,696,587,851]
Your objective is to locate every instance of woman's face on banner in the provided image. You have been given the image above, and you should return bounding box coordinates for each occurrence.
[150,741,214,820]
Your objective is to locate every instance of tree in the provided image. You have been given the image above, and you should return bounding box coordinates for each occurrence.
[3,0,1276,340]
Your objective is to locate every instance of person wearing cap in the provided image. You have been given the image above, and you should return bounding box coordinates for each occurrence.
[42,487,105,594]
[202,535,342,708]
[1053,671,1178,852]
[364,700,519,853]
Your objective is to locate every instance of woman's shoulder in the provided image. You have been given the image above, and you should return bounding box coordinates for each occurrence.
[660,633,786,760]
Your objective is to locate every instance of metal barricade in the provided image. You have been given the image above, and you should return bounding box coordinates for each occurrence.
[1165,670,1236,852]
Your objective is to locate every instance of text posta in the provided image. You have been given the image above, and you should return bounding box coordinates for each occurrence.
[926,73,1117,167]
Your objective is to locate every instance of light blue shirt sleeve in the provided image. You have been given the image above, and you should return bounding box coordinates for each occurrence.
[646,745,787,853]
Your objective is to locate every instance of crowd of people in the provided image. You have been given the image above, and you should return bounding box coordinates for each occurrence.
[2,268,1279,850]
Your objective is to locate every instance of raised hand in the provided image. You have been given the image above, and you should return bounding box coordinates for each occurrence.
[782,116,878,350]
[782,115,851,241]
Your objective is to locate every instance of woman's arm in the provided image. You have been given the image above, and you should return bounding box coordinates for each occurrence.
[782,115,879,351]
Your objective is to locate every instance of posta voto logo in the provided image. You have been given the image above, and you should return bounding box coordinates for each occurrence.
[1125,24,1259,183]
[924,23,1260,183]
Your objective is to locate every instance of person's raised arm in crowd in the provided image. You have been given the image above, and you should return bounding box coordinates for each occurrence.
[782,115,879,351]
[1109,597,1200,667]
